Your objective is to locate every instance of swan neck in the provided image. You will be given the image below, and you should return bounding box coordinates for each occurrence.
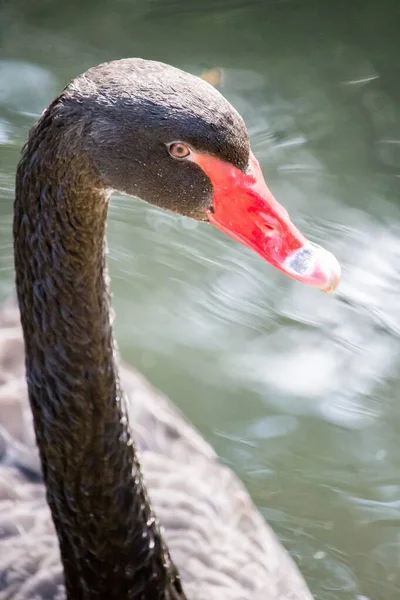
[13,104,185,599]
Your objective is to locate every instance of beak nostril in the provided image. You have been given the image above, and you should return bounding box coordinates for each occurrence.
[261,222,276,234]
[257,213,277,234]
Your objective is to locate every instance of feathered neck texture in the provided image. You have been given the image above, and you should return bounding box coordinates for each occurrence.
[13,98,185,600]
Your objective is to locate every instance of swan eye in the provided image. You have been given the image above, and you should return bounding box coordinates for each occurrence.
[168,142,191,160]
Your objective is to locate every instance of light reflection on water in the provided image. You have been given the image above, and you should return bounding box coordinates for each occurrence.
[1,1,400,598]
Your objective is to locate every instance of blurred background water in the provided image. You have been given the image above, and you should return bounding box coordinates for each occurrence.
[1,0,400,598]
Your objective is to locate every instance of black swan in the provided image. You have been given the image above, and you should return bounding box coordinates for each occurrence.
[0,58,340,600]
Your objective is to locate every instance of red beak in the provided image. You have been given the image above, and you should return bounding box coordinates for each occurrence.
[193,151,341,292]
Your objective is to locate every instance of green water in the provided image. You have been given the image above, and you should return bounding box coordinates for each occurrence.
[1,1,400,598]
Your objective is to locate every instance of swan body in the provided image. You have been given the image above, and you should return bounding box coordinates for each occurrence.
[0,298,312,600]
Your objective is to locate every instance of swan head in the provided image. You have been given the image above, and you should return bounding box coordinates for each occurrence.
[58,58,340,292]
